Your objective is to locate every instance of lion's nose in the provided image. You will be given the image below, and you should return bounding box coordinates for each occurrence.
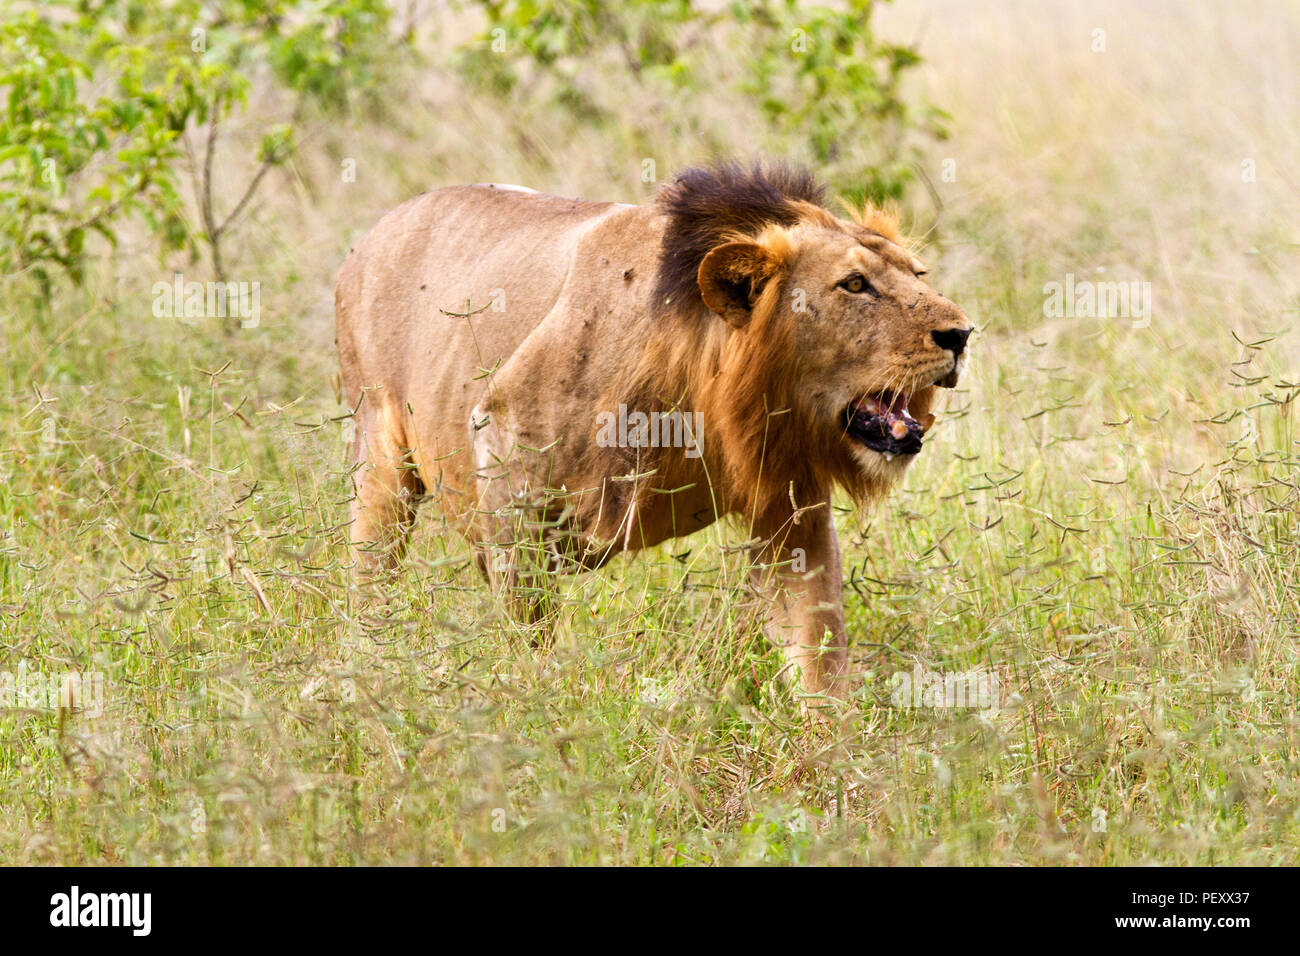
[931,326,971,358]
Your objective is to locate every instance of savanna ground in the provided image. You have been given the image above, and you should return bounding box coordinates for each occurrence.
[2,0,1298,865]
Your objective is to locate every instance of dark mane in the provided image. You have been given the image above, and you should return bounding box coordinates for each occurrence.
[652,161,826,310]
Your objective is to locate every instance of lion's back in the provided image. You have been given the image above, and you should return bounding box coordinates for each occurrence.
[336,185,619,405]
[335,184,639,502]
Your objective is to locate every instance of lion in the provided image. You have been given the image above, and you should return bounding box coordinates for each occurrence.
[335,162,972,697]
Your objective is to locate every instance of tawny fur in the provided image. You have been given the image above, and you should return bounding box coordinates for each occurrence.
[335,163,972,696]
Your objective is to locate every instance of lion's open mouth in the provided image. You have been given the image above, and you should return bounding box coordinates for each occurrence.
[844,391,925,457]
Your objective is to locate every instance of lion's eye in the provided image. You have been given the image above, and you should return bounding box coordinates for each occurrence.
[839,274,879,297]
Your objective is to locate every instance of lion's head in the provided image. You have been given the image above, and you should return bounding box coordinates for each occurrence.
[625,163,973,516]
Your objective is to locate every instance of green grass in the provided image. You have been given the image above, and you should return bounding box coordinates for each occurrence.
[2,0,1299,865]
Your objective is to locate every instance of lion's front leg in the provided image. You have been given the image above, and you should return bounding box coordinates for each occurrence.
[750,502,848,699]
[468,398,564,642]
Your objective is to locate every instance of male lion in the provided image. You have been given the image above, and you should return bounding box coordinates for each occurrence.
[335,162,972,697]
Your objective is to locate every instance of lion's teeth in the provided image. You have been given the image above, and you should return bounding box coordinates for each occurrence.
[890,420,909,440]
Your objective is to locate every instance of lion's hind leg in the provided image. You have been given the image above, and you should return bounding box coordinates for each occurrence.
[348,396,424,574]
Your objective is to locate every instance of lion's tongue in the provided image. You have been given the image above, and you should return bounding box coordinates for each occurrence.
[846,393,924,456]
[859,394,915,438]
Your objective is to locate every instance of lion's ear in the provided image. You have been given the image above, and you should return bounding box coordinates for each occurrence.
[697,241,782,328]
